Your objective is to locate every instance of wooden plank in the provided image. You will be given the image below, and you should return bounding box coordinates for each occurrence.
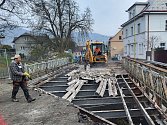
[67,81,85,102]
[99,79,107,97]
[95,77,102,83]
[113,78,118,97]
[108,78,113,96]
[67,76,72,81]
[65,70,78,77]
[67,79,77,86]
[96,80,104,94]
[66,84,75,91]
[62,81,80,99]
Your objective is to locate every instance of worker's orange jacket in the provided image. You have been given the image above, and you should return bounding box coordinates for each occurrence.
[94,48,101,53]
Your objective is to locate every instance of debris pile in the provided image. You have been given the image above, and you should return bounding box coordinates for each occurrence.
[64,66,118,100]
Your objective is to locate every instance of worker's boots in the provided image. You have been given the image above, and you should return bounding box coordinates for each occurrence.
[27,96,36,103]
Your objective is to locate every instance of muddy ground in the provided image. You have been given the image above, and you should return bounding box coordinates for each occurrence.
[0,61,125,125]
[0,79,85,125]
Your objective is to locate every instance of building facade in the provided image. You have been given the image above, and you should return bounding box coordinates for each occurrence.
[108,30,123,60]
[13,33,48,58]
[122,0,167,59]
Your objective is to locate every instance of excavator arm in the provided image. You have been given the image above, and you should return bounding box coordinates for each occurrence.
[85,40,93,63]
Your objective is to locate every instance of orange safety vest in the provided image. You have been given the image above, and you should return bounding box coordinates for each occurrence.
[94,48,101,53]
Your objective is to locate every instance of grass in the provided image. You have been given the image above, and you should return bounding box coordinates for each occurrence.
[0,56,11,70]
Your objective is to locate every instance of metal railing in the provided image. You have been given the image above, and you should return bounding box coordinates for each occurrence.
[123,57,167,109]
[0,58,69,79]
[24,58,69,74]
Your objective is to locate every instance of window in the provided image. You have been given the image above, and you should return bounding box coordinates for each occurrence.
[129,12,132,19]
[139,44,143,54]
[138,23,141,34]
[126,29,128,37]
[133,9,135,17]
[160,43,165,47]
[119,36,122,40]
[131,44,134,55]
[165,20,167,31]
[20,46,25,50]
[24,37,28,41]
[131,27,133,36]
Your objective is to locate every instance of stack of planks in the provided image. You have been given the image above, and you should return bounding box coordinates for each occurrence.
[62,79,87,102]
[96,77,118,97]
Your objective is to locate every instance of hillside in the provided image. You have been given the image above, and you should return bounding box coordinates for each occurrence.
[1,28,110,46]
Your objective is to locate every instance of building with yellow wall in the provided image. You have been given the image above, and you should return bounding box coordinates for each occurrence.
[108,30,123,60]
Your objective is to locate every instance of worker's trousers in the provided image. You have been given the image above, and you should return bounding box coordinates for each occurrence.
[12,81,30,100]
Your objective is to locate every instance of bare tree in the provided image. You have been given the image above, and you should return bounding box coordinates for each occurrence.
[0,0,6,7]
[148,36,158,61]
[0,0,28,33]
[26,0,94,53]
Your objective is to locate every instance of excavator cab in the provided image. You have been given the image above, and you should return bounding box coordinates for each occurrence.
[85,40,108,64]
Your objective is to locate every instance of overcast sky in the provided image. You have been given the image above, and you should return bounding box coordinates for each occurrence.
[75,0,147,36]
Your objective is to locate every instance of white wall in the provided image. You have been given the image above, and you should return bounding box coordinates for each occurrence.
[15,36,37,57]
[123,13,167,59]
[145,14,167,50]
[123,16,146,59]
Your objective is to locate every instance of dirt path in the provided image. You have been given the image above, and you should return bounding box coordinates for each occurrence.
[0,79,85,125]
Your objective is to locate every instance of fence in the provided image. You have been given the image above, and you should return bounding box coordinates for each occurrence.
[24,58,69,74]
[0,58,69,79]
[0,68,9,79]
[123,57,167,111]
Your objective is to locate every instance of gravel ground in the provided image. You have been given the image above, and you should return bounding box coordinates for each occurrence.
[0,79,85,125]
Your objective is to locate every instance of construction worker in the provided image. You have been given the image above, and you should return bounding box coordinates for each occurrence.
[10,55,35,103]
[94,47,101,55]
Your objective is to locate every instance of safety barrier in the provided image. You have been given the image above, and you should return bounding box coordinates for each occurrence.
[24,58,69,74]
[123,57,167,110]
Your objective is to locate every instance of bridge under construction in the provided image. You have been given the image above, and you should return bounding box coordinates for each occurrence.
[27,57,167,125]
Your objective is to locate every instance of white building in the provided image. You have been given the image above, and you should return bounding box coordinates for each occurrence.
[13,33,49,58]
[122,0,167,59]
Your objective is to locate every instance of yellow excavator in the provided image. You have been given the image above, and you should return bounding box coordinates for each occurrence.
[85,40,108,64]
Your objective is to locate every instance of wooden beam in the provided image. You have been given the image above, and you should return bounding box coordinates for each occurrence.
[96,80,104,94]
[100,79,107,97]
[108,78,113,96]
[67,79,77,86]
[62,80,80,99]
[67,81,85,102]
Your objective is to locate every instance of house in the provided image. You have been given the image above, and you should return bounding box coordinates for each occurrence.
[12,33,49,58]
[73,46,86,62]
[108,29,123,60]
[121,0,167,60]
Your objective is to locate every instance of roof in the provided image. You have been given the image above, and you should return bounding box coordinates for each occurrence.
[110,29,123,42]
[12,32,49,43]
[122,0,167,27]
[127,2,148,11]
